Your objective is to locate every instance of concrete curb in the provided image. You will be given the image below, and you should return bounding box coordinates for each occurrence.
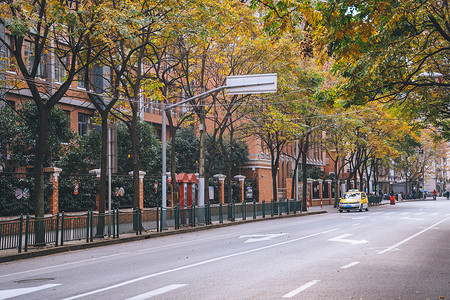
[0,210,326,264]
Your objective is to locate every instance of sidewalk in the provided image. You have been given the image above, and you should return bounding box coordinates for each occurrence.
[0,206,335,263]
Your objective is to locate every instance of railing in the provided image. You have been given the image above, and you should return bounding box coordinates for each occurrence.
[1,199,305,253]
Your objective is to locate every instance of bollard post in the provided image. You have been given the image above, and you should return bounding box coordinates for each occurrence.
[243,199,246,220]
[253,200,256,219]
[219,202,223,223]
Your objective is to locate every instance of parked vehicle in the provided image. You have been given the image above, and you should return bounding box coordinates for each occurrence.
[339,190,369,213]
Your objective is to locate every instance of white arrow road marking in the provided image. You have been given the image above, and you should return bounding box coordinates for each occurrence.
[283,280,320,298]
[0,284,60,300]
[126,284,187,300]
[328,234,368,245]
[239,233,288,243]
[341,261,360,269]
[401,217,424,221]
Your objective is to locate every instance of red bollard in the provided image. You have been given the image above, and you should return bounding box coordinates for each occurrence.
[390,196,395,205]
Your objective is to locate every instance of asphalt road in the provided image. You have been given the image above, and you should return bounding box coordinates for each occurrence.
[1,199,449,300]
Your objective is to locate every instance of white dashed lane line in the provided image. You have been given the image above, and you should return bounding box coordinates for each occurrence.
[340,261,360,269]
[282,280,320,298]
[126,284,187,300]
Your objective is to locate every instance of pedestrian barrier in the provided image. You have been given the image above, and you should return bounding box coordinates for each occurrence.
[0,199,306,253]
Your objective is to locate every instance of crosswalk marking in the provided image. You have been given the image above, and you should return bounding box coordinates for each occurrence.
[126,284,187,300]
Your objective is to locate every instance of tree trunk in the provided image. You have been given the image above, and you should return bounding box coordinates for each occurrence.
[96,114,108,237]
[333,156,340,208]
[130,109,141,231]
[301,134,310,211]
[34,106,48,245]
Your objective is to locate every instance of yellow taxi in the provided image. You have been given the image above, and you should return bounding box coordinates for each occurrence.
[339,190,369,212]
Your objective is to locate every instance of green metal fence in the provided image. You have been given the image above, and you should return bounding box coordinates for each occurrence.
[1,199,306,253]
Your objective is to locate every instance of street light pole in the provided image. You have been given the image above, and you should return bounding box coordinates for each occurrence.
[160,74,277,228]
[161,103,167,229]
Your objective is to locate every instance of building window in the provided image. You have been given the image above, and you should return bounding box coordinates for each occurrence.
[24,40,45,77]
[78,72,86,89]
[1,34,11,59]
[78,113,91,136]
[54,57,66,83]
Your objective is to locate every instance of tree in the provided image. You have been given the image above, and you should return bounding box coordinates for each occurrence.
[0,1,107,230]
[320,108,354,207]
[308,0,450,140]
[116,121,160,176]
[0,101,75,172]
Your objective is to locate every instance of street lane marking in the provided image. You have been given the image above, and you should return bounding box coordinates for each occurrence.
[0,253,126,279]
[400,217,424,221]
[282,280,320,298]
[328,234,368,245]
[126,284,186,300]
[1,226,286,279]
[378,216,450,255]
[62,229,338,300]
[414,212,426,216]
[0,283,60,300]
[341,262,360,269]
[239,233,288,243]
[399,212,410,215]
